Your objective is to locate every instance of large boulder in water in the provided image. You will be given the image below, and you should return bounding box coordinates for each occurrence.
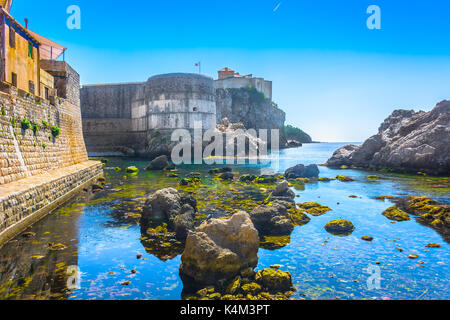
[250,204,294,235]
[180,211,259,285]
[142,188,196,240]
[326,100,450,175]
[285,164,319,179]
[269,180,295,203]
[145,155,170,171]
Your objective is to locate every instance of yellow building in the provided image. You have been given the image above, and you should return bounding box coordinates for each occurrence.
[0,1,65,100]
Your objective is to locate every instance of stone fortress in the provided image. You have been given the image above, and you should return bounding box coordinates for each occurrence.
[0,2,102,246]
[81,68,285,157]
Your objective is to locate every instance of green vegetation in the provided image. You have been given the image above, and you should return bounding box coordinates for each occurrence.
[51,125,61,137]
[32,122,39,135]
[42,143,46,149]
[1,106,5,116]
[21,118,31,131]
[42,120,49,128]
[284,125,312,143]
[233,87,267,104]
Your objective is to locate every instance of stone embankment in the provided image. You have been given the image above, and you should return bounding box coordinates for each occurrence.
[0,63,102,246]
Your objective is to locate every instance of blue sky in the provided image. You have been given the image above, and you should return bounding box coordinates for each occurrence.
[10,0,450,142]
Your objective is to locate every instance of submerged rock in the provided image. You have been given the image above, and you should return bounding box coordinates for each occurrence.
[255,268,293,292]
[285,164,319,179]
[395,196,449,238]
[180,211,259,286]
[209,167,232,174]
[326,100,450,175]
[336,175,354,182]
[382,206,410,221]
[250,204,294,235]
[260,235,291,250]
[219,172,234,180]
[297,202,331,216]
[126,166,139,173]
[324,219,355,236]
[239,174,258,182]
[254,175,277,184]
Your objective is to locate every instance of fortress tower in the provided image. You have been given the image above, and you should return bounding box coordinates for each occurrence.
[132,73,216,132]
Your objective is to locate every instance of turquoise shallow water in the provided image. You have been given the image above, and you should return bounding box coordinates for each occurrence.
[0,143,448,300]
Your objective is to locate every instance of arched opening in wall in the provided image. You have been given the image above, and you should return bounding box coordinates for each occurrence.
[193,107,198,112]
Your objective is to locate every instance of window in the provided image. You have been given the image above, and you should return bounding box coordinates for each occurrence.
[45,87,49,100]
[9,26,15,48]
[11,73,17,87]
[28,42,34,59]
[29,81,35,95]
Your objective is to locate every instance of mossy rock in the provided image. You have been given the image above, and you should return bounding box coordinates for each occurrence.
[225,276,241,295]
[146,223,169,235]
[382,206,410,221]
[297,202,331,216]
[260,235,291,250]
[241,283,262,295]
[239,174,257,182]
[167,173,179,178]
[367,175,381,179]
[375,196,394,201]
[318,177,334,182]
[289,209,311,226]
[324,219,355,236]
[425,243,441,248]
[180,177,201,186]
[255,268,293,292]
[336,175,354,182]
[126,166,139,173]
[254,176,277,184]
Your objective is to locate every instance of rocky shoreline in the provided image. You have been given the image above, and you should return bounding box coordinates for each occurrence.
[127,159,450,299]
[326,100,450,176]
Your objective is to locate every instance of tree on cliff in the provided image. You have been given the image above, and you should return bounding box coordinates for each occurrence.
[284,125,312,143]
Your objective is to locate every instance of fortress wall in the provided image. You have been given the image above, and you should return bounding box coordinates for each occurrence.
[0,62,103,246]
[80,83,143,155]
[0,87,88,185]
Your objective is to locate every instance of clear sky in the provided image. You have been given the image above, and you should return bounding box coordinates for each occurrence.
[10,0,450,142]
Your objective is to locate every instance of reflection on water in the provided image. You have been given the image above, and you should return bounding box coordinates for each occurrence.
[0,143,449,300]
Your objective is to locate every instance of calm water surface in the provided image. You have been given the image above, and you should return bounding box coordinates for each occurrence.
[0,143,448,300]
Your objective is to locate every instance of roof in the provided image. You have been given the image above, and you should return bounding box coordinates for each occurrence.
[0,7,40,46]
[27,29,66,60]
[0,4,65,60]
[0,0,13,13]
[219,67,234,72]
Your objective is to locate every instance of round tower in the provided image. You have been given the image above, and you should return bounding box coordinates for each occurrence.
[132,73,216,131]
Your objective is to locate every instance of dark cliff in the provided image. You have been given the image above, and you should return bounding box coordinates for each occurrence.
[326,100,450,175]
[215,87,287,145]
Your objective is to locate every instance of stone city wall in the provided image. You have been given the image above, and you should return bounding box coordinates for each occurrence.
[0,88,88,185]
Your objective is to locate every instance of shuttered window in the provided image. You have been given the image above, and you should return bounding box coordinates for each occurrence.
[9,26,15,48]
